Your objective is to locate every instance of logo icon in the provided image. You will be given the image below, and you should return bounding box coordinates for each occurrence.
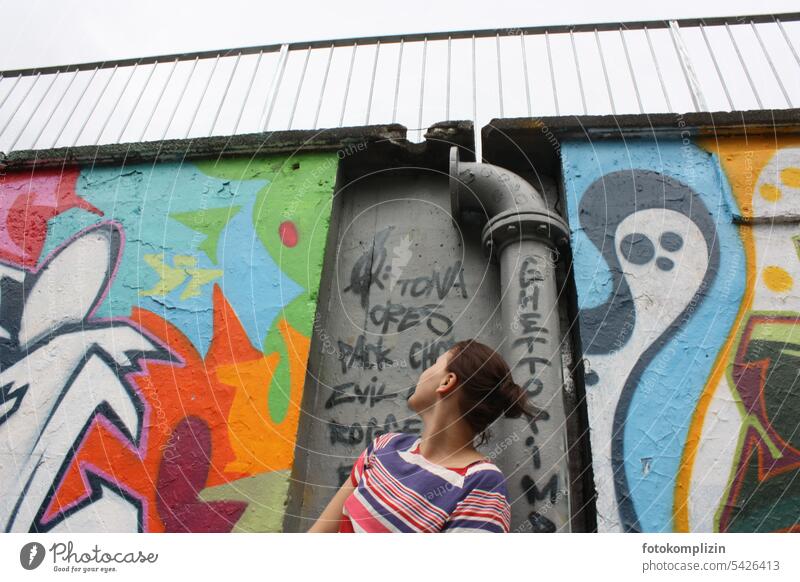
[19,542,46,570]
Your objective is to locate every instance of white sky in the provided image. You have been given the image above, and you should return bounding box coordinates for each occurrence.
[1,0,799,70]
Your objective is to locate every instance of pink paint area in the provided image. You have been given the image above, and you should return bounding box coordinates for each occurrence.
[0,167,102,268]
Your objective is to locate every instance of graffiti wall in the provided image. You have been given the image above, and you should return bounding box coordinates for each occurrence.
[562,134,800,533]
[0,153,337,532]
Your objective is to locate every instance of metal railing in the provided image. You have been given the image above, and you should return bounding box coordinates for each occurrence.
[0,12,798,157]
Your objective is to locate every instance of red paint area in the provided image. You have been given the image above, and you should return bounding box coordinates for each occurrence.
[0,168,102,268]
[278,220,298,247]
[156,416,247,532]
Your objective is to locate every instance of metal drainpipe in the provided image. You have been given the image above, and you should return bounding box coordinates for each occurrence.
[449,146,573,532]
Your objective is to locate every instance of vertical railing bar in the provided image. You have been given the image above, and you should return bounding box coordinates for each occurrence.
[314,44,334,129]
[0,74,23,113]
[446,36,452,120]
[569,29,587,114]
[496,33,504,118]
[233,51,262,135]
[95,61,139,145]
[139,57,179,142]
[392,39,404,123]
[339,42,357,127]
[365,41,380,125]
[31,67,81,149]
[644,26,672,113]
[117,59,158,143]
[520,32,532,117]
[619,28,644,114]
[545,31,559,116]
[185,55,220,138]
[51,65,101,149]
[776,18,800,69]
[594,28,616,114]
[161,56,198,141]
[417,36,428,141]
[260,44,289,131]
[209,52,243,136]
[751,21,793,107]
[287,48,311,130]
[698,22,734,110]
[471,34,477,124]
[667,20,707,112]
[0,72,42,141]
[725,22,763,109]
[472,34,480,161]
[9,70,61,151]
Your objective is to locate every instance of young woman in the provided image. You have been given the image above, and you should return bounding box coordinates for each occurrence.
[308,338,541,533]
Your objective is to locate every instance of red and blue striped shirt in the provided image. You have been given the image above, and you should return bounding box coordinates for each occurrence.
[340,431,512,533]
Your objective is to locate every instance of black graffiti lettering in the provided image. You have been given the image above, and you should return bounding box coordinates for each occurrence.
[328,419,365,446]
[518,284,540,312]
[518,356,550,376]
[521,473,559,505]
[344,227,392,309]
[435,261,468,299]
[420,305,453,336]
[518,313,546,335]
[527,408,550,434]
[369,302,453,336]
[369,302,406,334]
[337,335,393,373]
[325,378,398,409]
[328,415,422,446]
[520,257,545,286]
[527,512,557,533]
[409,339,454,370]
[522,376,544,398]
[513,335,547,353]
[395,261,468,299]
[530,444,541,470]
[410,276,432,297]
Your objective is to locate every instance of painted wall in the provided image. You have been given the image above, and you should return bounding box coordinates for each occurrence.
[0,153,337,532]
[563,134,800,533]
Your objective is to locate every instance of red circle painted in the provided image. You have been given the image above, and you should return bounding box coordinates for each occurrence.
[278,220,298,247]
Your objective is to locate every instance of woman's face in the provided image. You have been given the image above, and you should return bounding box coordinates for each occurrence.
[407,349,457,414]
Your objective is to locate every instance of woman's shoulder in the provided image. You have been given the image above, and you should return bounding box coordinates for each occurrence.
[462,462,509,495]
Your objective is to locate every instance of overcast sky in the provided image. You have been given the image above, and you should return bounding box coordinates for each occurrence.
[1,0,799,70]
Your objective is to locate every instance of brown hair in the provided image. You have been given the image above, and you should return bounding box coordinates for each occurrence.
[446,338,545,447]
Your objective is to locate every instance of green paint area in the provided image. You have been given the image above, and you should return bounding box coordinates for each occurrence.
[198,470,292,532]
[723,333,800,532]
[171,206,242,264]
[195,153,337,423]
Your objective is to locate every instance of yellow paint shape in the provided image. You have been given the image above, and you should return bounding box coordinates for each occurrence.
[759,183,782,202]
[762,265,793,293]
[677,136,800,532]
[781,167,800,188]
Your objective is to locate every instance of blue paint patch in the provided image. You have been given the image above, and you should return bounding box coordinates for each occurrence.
[42,162,302,356]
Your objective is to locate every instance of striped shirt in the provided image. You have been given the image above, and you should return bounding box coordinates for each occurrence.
[339,431,512,533]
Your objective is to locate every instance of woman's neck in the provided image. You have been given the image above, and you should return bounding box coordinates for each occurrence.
[417,412,480,466]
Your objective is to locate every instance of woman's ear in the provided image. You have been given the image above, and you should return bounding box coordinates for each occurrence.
[436,372,457,394]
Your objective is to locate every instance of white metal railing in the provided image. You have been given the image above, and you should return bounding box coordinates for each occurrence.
[0,12,798,159]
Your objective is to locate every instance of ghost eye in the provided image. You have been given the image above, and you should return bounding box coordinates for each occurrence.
[620,233,655,265]
[659,231,683,252]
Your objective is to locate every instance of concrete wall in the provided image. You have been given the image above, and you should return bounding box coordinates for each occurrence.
[562,134,800,533]
[283,166,576,533]
[0,153,337,531]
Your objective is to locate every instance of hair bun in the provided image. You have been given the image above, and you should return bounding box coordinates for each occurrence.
[499,377,526,419]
